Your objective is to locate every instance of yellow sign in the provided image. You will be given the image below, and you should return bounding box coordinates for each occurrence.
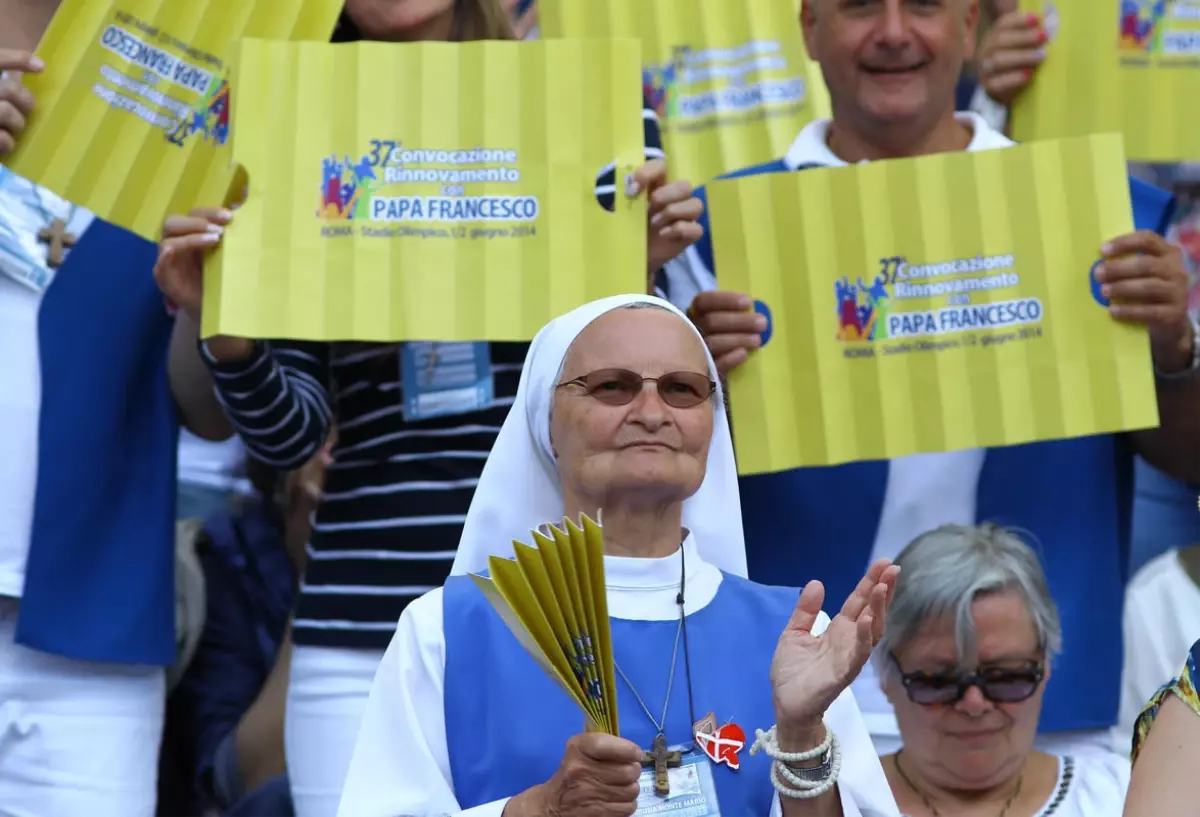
[1011,0,1200,162]
[471,515,619,735]
[540,0,830,186]
[709,134,1159,474]
[203,38,647,343]
[6,0,342,242]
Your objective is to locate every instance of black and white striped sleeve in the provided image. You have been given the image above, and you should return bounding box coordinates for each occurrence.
[595,94,666,212]
[200,339,335,470]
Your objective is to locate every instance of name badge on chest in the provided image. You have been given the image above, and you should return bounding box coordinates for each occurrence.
[635,753,722,817]
[0,168,93,293]
[399,341,495,422]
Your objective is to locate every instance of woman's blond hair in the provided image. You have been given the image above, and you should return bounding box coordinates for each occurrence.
[333,0,515,43]
[458,0,517,41]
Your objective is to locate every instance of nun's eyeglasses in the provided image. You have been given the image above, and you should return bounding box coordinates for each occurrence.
[891,654,1045,705]
[556,368,715,408]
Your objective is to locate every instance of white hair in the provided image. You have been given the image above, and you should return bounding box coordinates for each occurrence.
[872,523,1062,684]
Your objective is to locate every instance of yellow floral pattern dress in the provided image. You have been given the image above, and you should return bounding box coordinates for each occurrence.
[1132,638,1200,762]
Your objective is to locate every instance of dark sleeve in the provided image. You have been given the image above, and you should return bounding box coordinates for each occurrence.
[595,93,666,212]
[201,340,334,469]
[171,544,271,808]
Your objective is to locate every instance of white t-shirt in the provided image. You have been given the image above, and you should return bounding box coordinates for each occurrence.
[0,170,94,598]
[898,753,1129,817]
[1114,549,1200,751]
[177,429,252,495]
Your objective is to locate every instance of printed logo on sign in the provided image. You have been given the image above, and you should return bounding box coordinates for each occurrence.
[91,12,228,145]
[166,77,230,147]
[645,40,807,134]
[1119,0,1200,55]
[1121,0,1169,51]
[642,47,684,120]
[835,274,891,342]
[836,253,1046,359]
[319,154,380,221]
[316,140,540,242]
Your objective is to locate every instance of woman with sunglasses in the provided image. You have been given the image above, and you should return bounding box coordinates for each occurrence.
[875,524,1128,817]
[337,295,900,816]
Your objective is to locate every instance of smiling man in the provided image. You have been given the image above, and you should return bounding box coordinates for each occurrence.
[660,0,1199,766]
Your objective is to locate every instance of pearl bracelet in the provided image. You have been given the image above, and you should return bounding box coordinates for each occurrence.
[749,724,842,799]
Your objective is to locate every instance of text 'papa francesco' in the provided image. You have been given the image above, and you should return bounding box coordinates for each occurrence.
[886,298,1044,340]
[369,196,540,223]
[99,25,213,95]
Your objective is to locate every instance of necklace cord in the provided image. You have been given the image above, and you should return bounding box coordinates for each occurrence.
[612,540,699,751]
[679,543,697,733]
[894,751,1023,817]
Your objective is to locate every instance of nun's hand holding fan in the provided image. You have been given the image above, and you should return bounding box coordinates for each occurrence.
[769,559,899,754]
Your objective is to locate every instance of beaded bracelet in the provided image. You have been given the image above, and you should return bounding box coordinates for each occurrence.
[749,724,842,800]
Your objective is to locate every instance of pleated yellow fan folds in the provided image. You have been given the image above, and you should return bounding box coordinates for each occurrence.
[472,513,619,735]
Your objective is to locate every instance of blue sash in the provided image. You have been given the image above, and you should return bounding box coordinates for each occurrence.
[443,572,797,813]
[17,220,177,665]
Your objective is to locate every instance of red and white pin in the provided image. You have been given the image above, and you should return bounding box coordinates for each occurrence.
[693,712,746,770]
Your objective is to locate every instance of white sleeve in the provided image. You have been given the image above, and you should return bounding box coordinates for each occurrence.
[1116,576,1181,752]
[968,84,1009,133]
[661,244,717,313]
[335,588,511,817]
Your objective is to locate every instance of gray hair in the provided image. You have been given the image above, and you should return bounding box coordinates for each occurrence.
[872,523,1062,684]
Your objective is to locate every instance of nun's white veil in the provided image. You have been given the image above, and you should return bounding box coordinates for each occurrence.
[449,294,748,578]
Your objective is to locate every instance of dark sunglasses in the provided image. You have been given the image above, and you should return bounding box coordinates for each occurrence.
[891,654,1045,706]
[556,368,716,409]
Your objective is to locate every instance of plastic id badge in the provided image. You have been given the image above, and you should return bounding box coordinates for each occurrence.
[635,753,722,817]
[0,167,94,293]
[400,342,495,422]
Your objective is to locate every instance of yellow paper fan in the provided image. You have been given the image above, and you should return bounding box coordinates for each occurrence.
[470,513,618,734]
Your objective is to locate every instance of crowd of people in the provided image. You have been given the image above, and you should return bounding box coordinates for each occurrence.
[0,0,1198,816]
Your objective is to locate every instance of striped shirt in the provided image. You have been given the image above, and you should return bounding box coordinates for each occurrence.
[204,103,664,649]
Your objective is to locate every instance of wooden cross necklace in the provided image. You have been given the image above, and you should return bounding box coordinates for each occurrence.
[33,186,78,269]
[612,543,697,796]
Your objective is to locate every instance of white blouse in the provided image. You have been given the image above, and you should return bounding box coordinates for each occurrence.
[899,752,1129,817]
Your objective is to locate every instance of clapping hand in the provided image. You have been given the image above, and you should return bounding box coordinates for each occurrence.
[0,50,43,158]
[770,559,899,751]
[1096,230,1194,373]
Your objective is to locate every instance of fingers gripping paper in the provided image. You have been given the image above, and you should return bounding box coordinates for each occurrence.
[1011,0,1200,162]
[470,514,620,735]
[202,39,647,343]
[540,0,830,186]
[7,0,342,241]
[710,134,1159,474]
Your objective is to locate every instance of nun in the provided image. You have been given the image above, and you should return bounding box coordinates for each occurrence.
[337,295,901,817]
